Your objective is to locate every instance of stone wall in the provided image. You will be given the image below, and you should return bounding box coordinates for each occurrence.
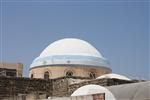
[0,76,136,99]
[68,78,134,96]
[0,76,90,99]
[51,76,135,97]
[51,76,91,97]
[52,77,68,97]
[0,76,52,99]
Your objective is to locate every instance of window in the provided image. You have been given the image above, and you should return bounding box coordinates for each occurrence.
[44,71,49,80]
[66,71,73,77]
[6,70,16,77]
[31,74,34,78]
[89,72,96,79]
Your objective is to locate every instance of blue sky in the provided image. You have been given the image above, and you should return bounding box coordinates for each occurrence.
[0,0,149,79]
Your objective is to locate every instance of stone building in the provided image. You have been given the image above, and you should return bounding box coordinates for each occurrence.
[0,62,23,77]
[0,76,135,100]
[0,38,147,100]
[29,38,112,79]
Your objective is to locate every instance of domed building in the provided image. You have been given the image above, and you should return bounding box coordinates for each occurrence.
[29,38,112,79]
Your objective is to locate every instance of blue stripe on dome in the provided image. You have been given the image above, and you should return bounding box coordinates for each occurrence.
[33,55,110,64]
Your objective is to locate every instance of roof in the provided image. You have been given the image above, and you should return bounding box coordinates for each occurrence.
[71,82,149,100]
[30,38,110,69]
[107,81,150,100]
[71,84,116,100]
[97,73,131,81]
[40,38,102,58]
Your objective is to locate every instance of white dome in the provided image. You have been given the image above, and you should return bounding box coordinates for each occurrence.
[39,38,102,58]
[30,38,110,68]
[96,73,131,81]
[71,84,116,100]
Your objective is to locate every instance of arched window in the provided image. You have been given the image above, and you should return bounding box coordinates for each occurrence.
[44,71,49,80]
[66,71,73,77]
[31,74,34,78]
[89,72,96,79]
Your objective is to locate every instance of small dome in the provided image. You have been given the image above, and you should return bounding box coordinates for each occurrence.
[30,38,110,68]
[71,84,116,100]
[96,73,131,81]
